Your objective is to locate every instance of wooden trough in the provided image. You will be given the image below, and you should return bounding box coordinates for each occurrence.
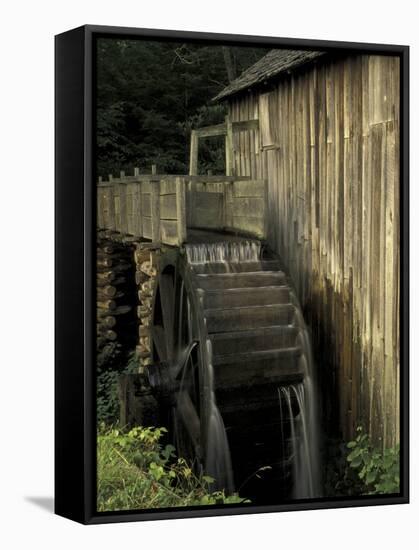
[97,173,268,246]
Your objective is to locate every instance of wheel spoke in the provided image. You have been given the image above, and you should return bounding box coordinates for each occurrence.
[153,325,168,361]
[173,340,198,380]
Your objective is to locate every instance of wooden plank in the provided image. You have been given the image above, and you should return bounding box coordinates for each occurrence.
[225,116,234,176]
[132,182,142,237]
[232,197,264,218]
[188,191,223,229]
[231,215,264,237]
[126,183,134,235]
[118,183,128,234]
[259,92,274,147]
[160,219,178,246]
[176,177,187,245]
[104,185,115,231]
[141,181,151,193]
[195,123,226,138]
[142,193,151,217]
[97,188,105,229]
[160,179,177,195]
[151,180,161,242]
[142,217,152,240]
[160,194,177,220]
[189,130,199,176]
[232,119,259,133]
[232,180,265,198]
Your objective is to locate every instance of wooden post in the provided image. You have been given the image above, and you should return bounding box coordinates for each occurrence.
[133,182,142,238]
[151,164,157,176]
[134,167,140,177]
[263,178,269,239]
[105,185,116,231]
[189,130,199,175]
[225,116,234,176]
[97,187,105,229]
[120,170,125,179]
[98,176,102,183]
[150,179,160,243]
[119,182,128,234]
[176,177,187,245]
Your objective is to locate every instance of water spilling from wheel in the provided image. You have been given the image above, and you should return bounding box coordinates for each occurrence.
[177,239,321,499]
[185,240,261,268]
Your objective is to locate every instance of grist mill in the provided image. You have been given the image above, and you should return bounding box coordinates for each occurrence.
[96,49,400,501]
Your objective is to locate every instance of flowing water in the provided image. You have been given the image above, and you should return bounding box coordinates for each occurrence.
[182,240,320,499]
[204,340,235,493]
[185,240,261,266]
[279,379,321,498]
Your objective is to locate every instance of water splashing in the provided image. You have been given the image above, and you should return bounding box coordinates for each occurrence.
[185,241,261,265]
[204,338,234,494]
[278,289,321,499]
[279,382,320,498]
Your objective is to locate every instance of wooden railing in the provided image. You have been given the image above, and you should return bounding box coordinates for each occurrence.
[189,117,259,176]
[97,171,268,246]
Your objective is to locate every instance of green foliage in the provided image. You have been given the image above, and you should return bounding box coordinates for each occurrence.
[322,438,365,497]
[97,351,138,425]
[97,425,247,511]
[96,39,268,176]
[346,427,400,495]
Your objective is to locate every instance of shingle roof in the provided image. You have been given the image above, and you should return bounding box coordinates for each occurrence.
[214,49,326,101]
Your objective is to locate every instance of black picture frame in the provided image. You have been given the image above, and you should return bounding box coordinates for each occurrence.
[55,24,409,524]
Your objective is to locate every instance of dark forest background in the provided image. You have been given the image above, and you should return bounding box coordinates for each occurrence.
[96,39,268,177]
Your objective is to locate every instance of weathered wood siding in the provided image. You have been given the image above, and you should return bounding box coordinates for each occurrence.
[97,175,267,244]
[186,179,267,238]
[228,54,400,448]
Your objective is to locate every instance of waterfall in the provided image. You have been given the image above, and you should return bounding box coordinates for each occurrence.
[182,239,321,499]
[279,381,320,499]
[278,293,321,499]
[204,339,235,494]
[185,241,261,265]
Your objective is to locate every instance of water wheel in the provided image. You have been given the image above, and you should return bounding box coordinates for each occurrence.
[147,239,312,501]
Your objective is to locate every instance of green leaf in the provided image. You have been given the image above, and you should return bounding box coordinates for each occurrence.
[366,471,376,484]
[202,475,215,484]
[350,456,362,469]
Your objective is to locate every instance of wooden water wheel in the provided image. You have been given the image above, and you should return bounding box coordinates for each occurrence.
[147,240,308,501]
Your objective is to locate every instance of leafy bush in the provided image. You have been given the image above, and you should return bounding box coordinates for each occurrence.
[97,425,247,511]
[97,350,138,425]
[322,438,365,497]
[346,427,400,495]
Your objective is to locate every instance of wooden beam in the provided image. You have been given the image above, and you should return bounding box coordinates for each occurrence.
[150,179,160,242]
[105,185,115,231]
[189,130,199,176]
[98,175,252,184]
[132,182,142,238]
[118,182,128,234]
[232,119,259,132]
[97,189,105,229]
[225,116,234,176]
[176,177,187,245]
[195,123,227,138]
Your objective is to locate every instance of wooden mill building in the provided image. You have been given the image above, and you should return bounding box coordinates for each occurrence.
[214,49,400,448]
